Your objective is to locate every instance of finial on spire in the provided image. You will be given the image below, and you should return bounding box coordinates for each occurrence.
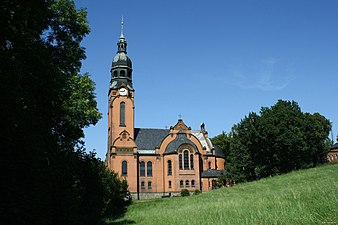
[200,122,205,131]
[120,16,124,38]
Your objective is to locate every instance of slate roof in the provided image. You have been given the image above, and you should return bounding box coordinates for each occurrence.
[201,170,224,178]
[214,145,225,158]
[133,127,225,159]
[331,142,338,150]
[164,132,198,154]
[134,128,169,150]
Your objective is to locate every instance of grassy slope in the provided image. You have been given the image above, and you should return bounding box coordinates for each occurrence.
[110,164,338,225]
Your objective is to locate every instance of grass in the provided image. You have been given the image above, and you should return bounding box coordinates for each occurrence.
[107,163,338,225]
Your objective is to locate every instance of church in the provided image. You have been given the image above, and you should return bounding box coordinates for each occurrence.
[106,21,225,199]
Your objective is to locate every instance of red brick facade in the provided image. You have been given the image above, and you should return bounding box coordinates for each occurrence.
[105,25,225,199]
[327,140,338,163]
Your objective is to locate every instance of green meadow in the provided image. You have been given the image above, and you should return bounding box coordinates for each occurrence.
[108,163,338,225]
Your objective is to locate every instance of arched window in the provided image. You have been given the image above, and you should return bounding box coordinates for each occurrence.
[167,160,172,176]
[179,154,183,170]
[190,154,194,169]
[148,181,152,189]
[120,102,125,126]
[186,180,190,188]
[168,180,172,188]
[120,70,125,77]
[212,180,216,189]
[191,180,195,187]
[184,150,189,170]
[128,71,132,79]
[141,181,145,189]
[208,161,212,170]
[122,161,127,176]
[147,161,152,177]
[113,70,118,77]
[140,161,145,177]
[180,180,184,188]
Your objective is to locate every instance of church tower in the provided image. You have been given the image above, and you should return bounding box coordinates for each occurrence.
[107,18,137,192]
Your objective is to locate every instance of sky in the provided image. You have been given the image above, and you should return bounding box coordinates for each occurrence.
[75,0,338,160]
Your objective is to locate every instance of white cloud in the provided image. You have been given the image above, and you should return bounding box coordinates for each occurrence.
[229,58,296,91]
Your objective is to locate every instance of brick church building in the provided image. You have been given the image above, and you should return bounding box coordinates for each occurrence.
[106,21,225,199]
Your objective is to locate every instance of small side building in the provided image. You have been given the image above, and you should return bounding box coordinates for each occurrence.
[327,136,338,163]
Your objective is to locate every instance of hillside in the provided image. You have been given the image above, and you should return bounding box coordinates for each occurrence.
[108,164,338,225]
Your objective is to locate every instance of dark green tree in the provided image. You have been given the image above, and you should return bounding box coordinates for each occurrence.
[0,1,129,224]
[222,100,331,182]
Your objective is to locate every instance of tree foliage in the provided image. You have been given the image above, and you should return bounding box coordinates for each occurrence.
[215,100,331,183]
[1,1,129,224]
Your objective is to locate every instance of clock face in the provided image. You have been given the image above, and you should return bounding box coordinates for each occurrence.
[119,88,128,96]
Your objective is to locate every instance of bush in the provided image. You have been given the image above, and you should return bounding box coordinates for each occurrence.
[193,189,201,195]
[181,189,190,197]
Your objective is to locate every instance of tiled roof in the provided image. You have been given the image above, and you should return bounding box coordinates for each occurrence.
[164,132,198,154]
[134,128,169,150]
[201,170,224,178]
[214,145,225,158]
[331,142,338,150]
[134,127,225,159]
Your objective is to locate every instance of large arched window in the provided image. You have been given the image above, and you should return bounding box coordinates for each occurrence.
[167,160,172,176]
[120,102,125,126]
[190,154,194,169]
[148,181,152,189]
[179,154,183,170]
[140,161,145,177]
[186,180,190,188]
[180,180,184,188]
[184,150,189,170]
[147,161,152,177]
[122,161,127,176]
[141,181,145,189]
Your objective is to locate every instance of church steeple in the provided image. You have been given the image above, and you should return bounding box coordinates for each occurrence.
[110,17,133,90]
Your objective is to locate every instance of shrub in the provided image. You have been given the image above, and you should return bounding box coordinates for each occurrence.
[180,189,190,197]
[193,189,201,195]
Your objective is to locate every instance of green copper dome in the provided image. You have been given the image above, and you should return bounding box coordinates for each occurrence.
[110,17,133,90]
[112,51,132,69]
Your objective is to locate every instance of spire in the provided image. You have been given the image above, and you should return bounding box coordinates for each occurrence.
[120,16,124,38]
[110,17,133,90]
[117,16,127,53]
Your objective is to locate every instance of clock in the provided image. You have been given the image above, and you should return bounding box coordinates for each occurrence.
[119,88,128,96]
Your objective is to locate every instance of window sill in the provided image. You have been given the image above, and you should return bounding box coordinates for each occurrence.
[178,170,196,175]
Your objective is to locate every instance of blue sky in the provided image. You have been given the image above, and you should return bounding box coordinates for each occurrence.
[75,0,338,160]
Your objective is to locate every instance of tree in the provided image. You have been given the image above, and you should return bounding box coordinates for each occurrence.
[222,100,331,182]
[0,1,128,224]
